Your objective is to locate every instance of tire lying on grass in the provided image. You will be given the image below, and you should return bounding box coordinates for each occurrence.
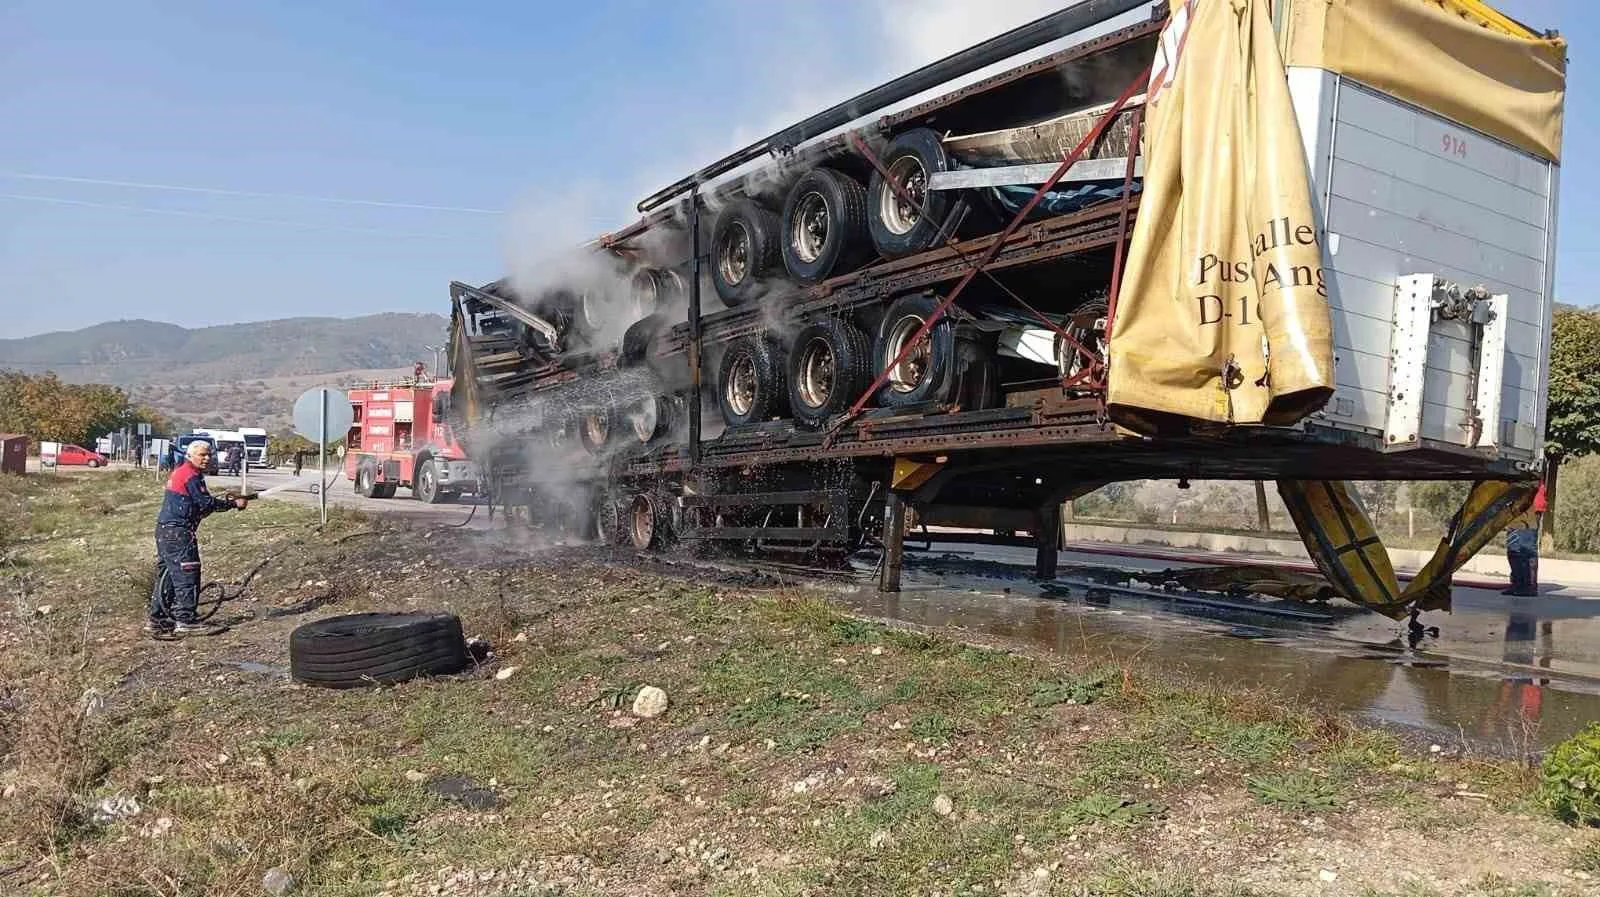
[289,612,469,689]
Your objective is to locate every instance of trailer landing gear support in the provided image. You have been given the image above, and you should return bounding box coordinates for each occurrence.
[880,491,908,593]
[1035,503,1061,580]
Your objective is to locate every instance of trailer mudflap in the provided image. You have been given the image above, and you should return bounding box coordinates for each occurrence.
[1278,479,1536,618]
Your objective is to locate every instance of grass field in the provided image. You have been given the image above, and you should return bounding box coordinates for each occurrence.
[1,472,1596,896]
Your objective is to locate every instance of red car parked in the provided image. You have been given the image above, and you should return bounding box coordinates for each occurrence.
[55,444,109,467]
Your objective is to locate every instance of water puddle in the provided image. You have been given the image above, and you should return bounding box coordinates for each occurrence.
[831,542,1600,753]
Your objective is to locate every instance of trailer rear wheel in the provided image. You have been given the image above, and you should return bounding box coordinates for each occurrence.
[718,338,786,428]
[593,492,621,545]
[627,395,675,443]
[630,268,686,317]
[781,167,871,285]
[711,201,782,308]
[788,318,873,429]
[868,128,955,259]
[627,493,662,550]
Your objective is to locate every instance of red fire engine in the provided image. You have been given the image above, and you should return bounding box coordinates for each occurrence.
[344,366,479,503]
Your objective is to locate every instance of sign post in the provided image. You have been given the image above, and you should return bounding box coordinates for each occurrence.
[293,387,353,527]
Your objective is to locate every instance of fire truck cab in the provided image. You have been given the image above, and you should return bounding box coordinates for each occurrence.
[344,369,479,503]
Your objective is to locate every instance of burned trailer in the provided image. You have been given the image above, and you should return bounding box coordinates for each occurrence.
[449,0,1566,618]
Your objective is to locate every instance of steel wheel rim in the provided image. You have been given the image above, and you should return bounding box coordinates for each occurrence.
[791,191,829,264]
[420,465,435,494]
[885,314,931,393]
[583,411,610,446]
[718,221,752,285]
[630,399,658,442]
[630,271,658,316]
[726,354,757,417]
[880,156,926,236]
[630,495,655,548]
[798,337,837,410]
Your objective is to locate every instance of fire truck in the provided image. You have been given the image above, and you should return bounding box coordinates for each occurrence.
[344,366,479,503]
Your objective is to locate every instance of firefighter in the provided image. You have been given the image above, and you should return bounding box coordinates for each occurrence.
[146,440,249,637]
[1502,481,1548,598]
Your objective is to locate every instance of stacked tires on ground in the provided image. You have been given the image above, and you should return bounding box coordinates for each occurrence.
[709,128,999,432]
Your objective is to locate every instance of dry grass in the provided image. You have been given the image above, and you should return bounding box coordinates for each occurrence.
[0,472,1592,896]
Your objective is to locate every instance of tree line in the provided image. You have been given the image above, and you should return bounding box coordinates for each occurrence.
[0,370,172,449]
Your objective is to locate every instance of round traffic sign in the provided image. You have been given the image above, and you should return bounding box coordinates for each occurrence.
[293,388,354,445]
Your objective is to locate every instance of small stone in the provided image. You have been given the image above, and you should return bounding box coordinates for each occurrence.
[633,685,669,718]
[1318,869,1337,883]
[1,784,14,799]
[870,646,884,655]
[404,770,427,783]
[932,793,954,817]
[35,604,53,616]
[513,632,528,643]
[263,866,295,895]
[495,666,520,681]
[1429,744,1442,753]
[868,829,894,849]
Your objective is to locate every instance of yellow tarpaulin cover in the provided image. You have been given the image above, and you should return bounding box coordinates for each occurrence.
[1107,0,1335,433]
[1278,480,1537,618]
[1279,0,1565,162]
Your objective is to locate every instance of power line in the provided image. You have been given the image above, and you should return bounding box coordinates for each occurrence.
[0,170,504,215]
[0,192,479,238]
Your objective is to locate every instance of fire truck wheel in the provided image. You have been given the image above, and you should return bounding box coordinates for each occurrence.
[873,293,955,408]
[787,317,873,429]
[868,128,955,259]
[415,458,445,504]
[711,200,782,308]
[781,167,871,285]
[717,338,787,428]
[354,462,375,497]
[289,612,469,689]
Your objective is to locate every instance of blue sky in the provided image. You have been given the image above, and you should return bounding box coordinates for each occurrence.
[0,0,1583,338]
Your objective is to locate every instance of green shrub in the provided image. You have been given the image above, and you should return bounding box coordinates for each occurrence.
[1553,455,1600,554]
[1539,722,1600,826]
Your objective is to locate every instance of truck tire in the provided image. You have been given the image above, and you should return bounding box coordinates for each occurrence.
[781,167,871,285]
[868,128,955,259]
[630,268,686,317]
[718,338,787,428]
[415,458,445,504]
[787,318,874,429]
[593,491,621,544]
[627,394,675,443]
[371,482,397,499]
[578,405,616,455]
[874,293,956,408]
[289,612,469,689]
[626,493,668,550]
[711,200,782,308]
[354,462,375,497]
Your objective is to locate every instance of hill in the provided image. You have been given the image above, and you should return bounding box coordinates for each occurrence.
[0,314,450,432]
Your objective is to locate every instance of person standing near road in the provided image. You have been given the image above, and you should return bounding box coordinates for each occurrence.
[1502,480,1549,597]
[147,441,249,637]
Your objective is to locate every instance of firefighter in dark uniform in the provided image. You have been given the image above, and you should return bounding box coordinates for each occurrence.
[146,440,249,637]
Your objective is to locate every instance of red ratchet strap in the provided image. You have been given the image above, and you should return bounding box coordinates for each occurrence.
[841,66,1151,420]
[1099,104,1145,385]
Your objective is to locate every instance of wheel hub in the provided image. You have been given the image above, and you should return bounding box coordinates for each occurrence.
[886,314,931,393]
[718,222,752,285]
[726,355,757,417]
[792,192,829,264]
[881,157,927,236]
[798,338,837,409]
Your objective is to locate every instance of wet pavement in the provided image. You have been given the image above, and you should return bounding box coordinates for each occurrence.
[838,541,1600,754]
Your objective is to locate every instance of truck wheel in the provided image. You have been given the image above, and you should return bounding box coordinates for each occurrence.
[371,482,397,499]
[868,128,954,259]
[593,492,621,545]
[717,338,787,427]
[711,200,782,308]
[415,458,444,504]
[289,612,469,689]
[874,293,955,408]
[627,394,675,443]
[626,493,665,550]
[354,463,375,497]
[578,406,616,455]
[787,318,873,429]
[781,167,871,285]
[630,268,686,318]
